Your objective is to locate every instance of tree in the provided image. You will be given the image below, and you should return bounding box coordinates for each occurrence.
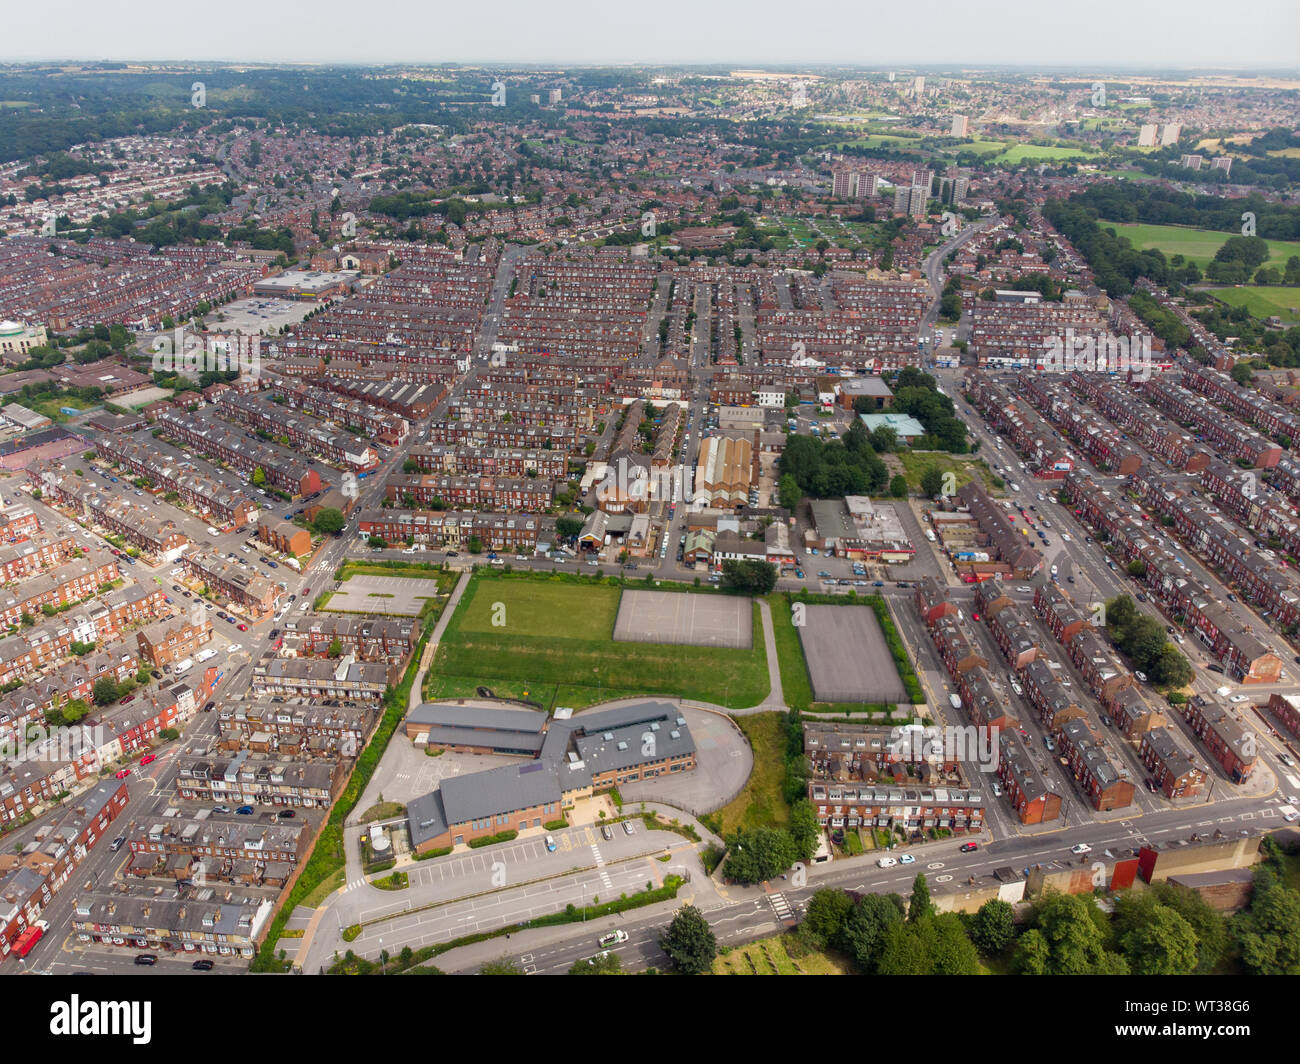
[92,677,120,705]
[1230,361,1254,386]
[1233,869,1300,975]
[659,905,717,975]
[480,957,525,975]
[876,913,980,975]
[1149,882,1226,974]
[569,951,622,975]
[788,799,820,863]
[889,474,909,499]
[721,826,798,884]
[1015,891,1129,975]
[555,516,584,539]
[908,873,934,922]
[1114,892,1199,975]
[778,473,802,511]
[251,466,266,486]
[968,898,1017,955]
[312,508,344,534]
[326,637,343,659]
[840,892,905,973]
[719,559,777,595]
[801,889,854,950]
[920,464,945,498]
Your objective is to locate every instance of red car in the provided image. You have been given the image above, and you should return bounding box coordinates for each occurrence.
[960,842,978,853]
[115,769,131,780]
[140,754,157,766]
[119,694,135,704]
[237,623,249,632]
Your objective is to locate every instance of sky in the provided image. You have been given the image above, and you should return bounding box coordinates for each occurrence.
[4,0,1297,68]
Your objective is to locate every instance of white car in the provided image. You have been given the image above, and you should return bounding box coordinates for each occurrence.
[1062,533,1072,543]
[1016,585,1032,593]
[877,856,897,868]
[899,853,916,865]
[206,526,221,536]
[226,643,242,654]
[1070,843,1092,855]
[1229,695,1249,704]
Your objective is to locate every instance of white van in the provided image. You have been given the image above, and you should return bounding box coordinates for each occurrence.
[196,648,217,663]
[174,658,194,677]
[925,529,937,542]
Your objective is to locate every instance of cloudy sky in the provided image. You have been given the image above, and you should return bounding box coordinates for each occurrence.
[4,0,1295,68]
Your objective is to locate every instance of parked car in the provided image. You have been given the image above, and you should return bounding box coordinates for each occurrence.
[877,856,897,868]
[622,820,635,835]
[140,754,156,766]
[115,769,131,779]
[544,834,557,852]
[899,853,916,865]
[237,623,248,632]
[134,954,158,966]
[236,805,254,815]
[276,810,296,819]
[192,959,215,971]
[1145,778,1158,793]
[213,804,231,813]
[601,824,613,841]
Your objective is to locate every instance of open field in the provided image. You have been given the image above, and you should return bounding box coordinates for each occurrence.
[1102,220,1300,269]
[1207,285,1300,324]
[429,575,771,711]
[714,933,853,975]
[714,712,790,835]
[993,143,1100,163]
[894,451,1000,494]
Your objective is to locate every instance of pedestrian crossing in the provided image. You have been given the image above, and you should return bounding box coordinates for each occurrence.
[342,878,367,894]
[769,892,794,922]
[590,844,614,894]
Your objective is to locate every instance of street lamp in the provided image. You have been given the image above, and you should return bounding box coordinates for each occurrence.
[377,937,385,975]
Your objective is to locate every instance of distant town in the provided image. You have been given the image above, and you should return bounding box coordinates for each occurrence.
[0,58,1297,984]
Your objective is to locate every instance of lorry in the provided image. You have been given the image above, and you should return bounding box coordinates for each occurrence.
[11,920,48,959]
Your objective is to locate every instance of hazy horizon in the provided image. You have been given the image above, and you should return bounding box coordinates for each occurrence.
[4,0,1296,70]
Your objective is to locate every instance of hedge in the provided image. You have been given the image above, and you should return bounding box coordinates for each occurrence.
[467,830,518,849]
[543,819,568,831]
[413,846,453,861]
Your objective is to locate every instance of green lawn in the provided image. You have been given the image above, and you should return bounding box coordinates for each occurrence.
[1102,220,1300,270]
[894,451,1000,494]
[993,143,1100,163]
[767,595,814,712]
[1208,285,1300,324]
[428,574,771,711]
[716,712,790,835]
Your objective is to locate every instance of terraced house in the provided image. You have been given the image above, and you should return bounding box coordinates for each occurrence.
[175,751,344,808]
[93,434,255,529]
[0,555,119,627]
